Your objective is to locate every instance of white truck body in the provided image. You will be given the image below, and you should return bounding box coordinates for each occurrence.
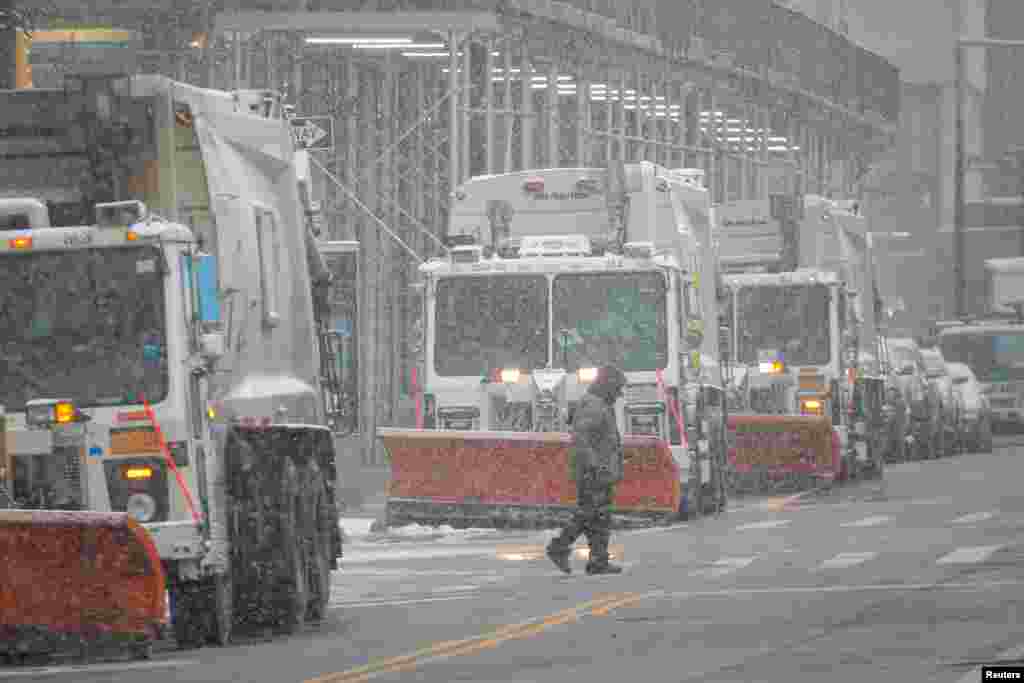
[0,75,331,576]
[432,162,724,479]
[717,195,875,457]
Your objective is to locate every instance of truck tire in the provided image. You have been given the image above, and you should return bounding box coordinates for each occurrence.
[283,548,308,635]
[980,420,994,454]
[212,574,233,647]
[171,579,221,650]
[307,540,332,622]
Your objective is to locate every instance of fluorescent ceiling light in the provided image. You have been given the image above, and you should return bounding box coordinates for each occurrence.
[402,52,451,57]
[355,42,446,49]
[306,37,412,45]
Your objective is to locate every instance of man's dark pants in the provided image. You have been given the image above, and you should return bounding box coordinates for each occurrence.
[549,467,614,568]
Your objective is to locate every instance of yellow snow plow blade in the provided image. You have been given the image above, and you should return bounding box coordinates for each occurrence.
[379,428,682,530]
[0,510,167,658]
[726,415,840,494]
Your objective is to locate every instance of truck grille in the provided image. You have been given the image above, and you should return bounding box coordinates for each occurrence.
[624,384,659,404]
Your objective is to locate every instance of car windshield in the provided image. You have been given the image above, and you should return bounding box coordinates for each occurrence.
[433,275,548,376]
[939,330,1024,381]
[921,353,946,376]
[890,347,918,369]
[736,283,830,366]
[552,271,668,372]
[0,245,169,411]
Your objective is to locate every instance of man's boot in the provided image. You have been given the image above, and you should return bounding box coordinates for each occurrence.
[546,541,572,574]
[584,529,622,575]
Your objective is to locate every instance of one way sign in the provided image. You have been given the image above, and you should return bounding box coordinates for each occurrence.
[289,115,335,151]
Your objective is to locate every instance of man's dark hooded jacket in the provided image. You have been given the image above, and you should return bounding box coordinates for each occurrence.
[570,366,627,486]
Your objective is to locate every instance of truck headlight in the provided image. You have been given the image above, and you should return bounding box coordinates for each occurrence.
[800,397,824,416]
[500,368,521,384]
[25,399,85,429]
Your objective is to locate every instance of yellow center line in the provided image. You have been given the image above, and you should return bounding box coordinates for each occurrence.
[305,592,643,683]
[589,592,647,616]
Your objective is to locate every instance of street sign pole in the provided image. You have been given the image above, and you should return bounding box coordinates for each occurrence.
[954,41,965,320]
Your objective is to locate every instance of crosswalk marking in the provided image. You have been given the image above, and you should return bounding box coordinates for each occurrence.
[840,515,890,528]
[951,511,996,525]
[819,552,877,570]
[936,545,1003,565]
[691,557,757,578]
[735,519,791,531]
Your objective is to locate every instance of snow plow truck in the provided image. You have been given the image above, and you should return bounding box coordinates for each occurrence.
[379,161,731,530]
[717,194,883,491]
[0,75,344,658]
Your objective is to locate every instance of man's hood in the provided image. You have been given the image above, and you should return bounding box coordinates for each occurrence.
[588,365,627,403]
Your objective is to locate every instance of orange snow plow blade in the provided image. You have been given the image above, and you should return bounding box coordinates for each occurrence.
[0,510,167,657]
[379,429,681,529]
[726,415,840,494]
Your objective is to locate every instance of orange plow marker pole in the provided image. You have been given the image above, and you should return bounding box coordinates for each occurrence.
[141,397,202,525]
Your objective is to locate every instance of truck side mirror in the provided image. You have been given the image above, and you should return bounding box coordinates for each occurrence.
[185,253,225,363]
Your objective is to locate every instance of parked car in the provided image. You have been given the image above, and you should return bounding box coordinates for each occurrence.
[875,336,911,462]
[920,347,961,456]
[947,362,995,453]
[888,338,944,459]
[852,351,888,478]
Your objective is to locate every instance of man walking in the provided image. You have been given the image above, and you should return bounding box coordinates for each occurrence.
[546,365,627,575]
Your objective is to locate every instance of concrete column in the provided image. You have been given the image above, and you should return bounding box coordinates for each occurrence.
[788,117,800,196]
[618,75,628,161]
[521,53,534,170]
[705,90,717,201]
[448,33,460,197]
[344,57,359,242]
[759,108,769,199]
[504,50,515,173]
[359,69,380,466]
[737,109,748,201]
[484,39,496,175]
[547,62,559,167]
[413,63,427,258]
[461,43,472,182]
[576,74,590,166]
[382,56,399,431]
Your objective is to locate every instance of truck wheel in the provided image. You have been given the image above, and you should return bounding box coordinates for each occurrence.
[981,421,994,453]
[212,574,233,647]
[171,582,209,650]
[307,542,332,622]
[283,550,308,635]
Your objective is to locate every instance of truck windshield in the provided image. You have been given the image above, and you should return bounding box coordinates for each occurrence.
[433,275,548,376]
[552,271,668,372]
[736,283,830,366]
[939,330,1024,382]
[0,245,169,411]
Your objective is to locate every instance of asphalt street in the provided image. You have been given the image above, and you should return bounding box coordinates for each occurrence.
[5,439,1024,683]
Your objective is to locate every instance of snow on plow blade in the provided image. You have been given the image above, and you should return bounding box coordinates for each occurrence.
[379,429,681,530]
[726,415,840,495]
[0,510,167,658]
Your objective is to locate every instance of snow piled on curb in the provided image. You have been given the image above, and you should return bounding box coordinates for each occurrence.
[338,519,510,544]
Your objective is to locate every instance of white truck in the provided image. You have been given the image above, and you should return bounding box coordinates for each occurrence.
[0,75,343,651]
[934,258,1024,427]
[717,195,884,480]
[382,162,731,527]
